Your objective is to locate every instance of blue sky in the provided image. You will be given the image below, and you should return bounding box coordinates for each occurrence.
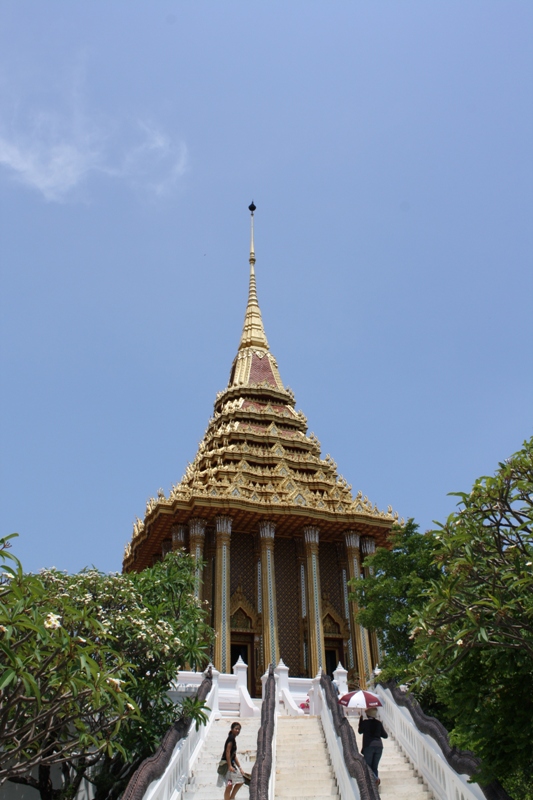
[1,2,532,574]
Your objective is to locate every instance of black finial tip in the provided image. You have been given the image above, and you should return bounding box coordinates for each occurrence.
[248,201,256,214]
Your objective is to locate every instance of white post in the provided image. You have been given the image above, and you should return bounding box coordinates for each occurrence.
[233,655,248,688]
[210,665,220,717]
[234,656,259,717]
[261,668,269,700]
[275,658,289,693]
[309,671,323,715]
[333,662,348,696]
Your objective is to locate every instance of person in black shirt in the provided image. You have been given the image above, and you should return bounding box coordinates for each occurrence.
[358,708,388,785]
[217,722,244,800]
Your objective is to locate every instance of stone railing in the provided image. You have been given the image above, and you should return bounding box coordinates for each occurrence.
[377,682,512,800]
[250,665,277,800]
[122,667,213,800]
[319,673,379,800]
[168,657,258,719]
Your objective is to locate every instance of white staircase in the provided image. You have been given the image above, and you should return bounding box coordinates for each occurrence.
[183,717,260,800]
[348,718,433,799]
[275,716,340,799]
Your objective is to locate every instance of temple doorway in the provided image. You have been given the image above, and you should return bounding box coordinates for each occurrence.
[324,639,342,679]
[230,633,255,695]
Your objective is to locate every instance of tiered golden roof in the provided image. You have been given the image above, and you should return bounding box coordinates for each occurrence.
[123,207,400,572]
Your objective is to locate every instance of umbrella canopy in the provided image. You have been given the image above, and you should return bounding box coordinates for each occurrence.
[338,690,382,708]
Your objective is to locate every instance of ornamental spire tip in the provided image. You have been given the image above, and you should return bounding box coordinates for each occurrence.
[249,201,256,264]
[237,201,268,352]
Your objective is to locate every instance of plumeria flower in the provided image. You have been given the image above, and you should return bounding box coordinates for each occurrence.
[106,677,123,691]
[44,613,62,629]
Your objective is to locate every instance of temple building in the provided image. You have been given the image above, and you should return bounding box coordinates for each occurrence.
[122,204,400,695]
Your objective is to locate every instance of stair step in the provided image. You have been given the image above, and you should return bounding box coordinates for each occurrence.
[276,780,337,790]
[275,790,338,798]
[276,763,332,770]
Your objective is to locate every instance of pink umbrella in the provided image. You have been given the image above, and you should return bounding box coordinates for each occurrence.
[338,690,382,709]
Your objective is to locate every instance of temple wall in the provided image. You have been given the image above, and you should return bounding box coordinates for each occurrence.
[274,537,302,675]
[319,541,344,620]
[230,530,256,605]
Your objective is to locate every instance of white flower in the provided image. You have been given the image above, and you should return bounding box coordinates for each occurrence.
[0,625,7,633]
[106,677,123,691]
[44,613,62,630]
[456,638,464,646]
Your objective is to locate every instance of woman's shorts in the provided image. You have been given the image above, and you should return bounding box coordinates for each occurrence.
[217,763,244,788]
[226,765,244,785]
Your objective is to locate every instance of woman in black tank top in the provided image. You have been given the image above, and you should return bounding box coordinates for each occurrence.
[218,722,244,800]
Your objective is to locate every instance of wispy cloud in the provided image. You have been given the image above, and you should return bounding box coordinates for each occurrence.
[0,108,188,202]
[121,121,188,197]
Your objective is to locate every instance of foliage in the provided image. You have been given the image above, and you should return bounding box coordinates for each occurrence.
[69,552,213,800]
[0,534,135,790]
[410,436,533,790]
[1,537,213,800]
[349,520,441,681]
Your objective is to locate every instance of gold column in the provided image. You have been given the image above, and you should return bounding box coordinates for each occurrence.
[189,518,207,600]
[361,536,381,670]
[214,515,232,673]
[341,564,355,671]
[303,526,326,675]
[255,537,264,676]
[259,521,279,668]
[296,542,308,675]
[171,524,186,551]
[345,532,372,689]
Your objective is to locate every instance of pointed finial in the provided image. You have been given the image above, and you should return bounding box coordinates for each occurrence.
[236,201,268,352]
[249,201,256,265]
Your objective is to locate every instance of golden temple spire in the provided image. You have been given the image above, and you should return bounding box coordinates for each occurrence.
[238,202,269,351]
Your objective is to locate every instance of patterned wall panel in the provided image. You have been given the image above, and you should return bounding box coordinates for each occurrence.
[274,537,301,675]
[319,541,344,621]
[202,528,215,623]
[230,530,256,609]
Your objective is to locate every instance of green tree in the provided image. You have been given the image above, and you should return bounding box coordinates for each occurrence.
[0,535,135,798]
[58,553,213,800]
[2,538,212,800]
[349,520,441,681]
[410,436,533,794]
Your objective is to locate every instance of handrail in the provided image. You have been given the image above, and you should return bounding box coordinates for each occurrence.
[122,667,213,800]
[249,665,276,800]
[377,682,512,800]
[320,673,379,800]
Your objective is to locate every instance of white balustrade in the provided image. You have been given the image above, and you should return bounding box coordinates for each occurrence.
[268,697,278,800]
[332,662,349,696]
[144,668,220,800]
[375,684,485,800]
[314,678,360,800]
[275,660,304,715]
[233,656,260,717]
